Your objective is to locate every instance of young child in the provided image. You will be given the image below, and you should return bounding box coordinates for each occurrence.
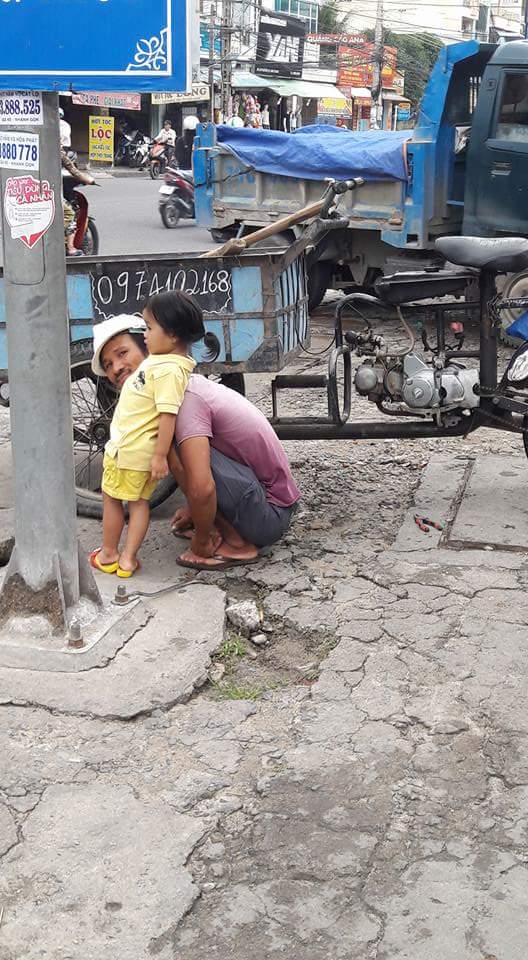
[90,290,205,578]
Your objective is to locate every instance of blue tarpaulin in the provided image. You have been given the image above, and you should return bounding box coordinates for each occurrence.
[216,125,411,182]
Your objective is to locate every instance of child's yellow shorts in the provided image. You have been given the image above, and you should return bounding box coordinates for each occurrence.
[102,454,157,502]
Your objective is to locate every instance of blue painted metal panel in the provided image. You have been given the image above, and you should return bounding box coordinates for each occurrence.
[70,323,96,345]
[67,276,94,320]
[231,266,263,314]
[229,319,265,361]
[0,1,188,92]
[0,275,94,322]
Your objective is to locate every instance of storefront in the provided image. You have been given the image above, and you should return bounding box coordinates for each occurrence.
[151,85,210,138]
[231,72,350,131]
[59,91,151,157]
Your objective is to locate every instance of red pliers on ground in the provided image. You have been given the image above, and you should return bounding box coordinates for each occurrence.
[414,514,444,533]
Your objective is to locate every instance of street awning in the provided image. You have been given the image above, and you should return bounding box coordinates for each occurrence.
[382,91,411,103]
[231,72,349,106]
[347,87,371,99]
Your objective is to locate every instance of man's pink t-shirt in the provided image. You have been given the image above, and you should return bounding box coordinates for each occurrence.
[175,375,301,508]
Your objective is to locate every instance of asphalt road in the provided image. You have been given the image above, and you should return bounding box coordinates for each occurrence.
[89,172,215,258]
[0,172,215,266]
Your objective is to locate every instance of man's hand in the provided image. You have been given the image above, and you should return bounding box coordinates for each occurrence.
[190,530,222,558]
[150,454,169,482]
[171,506,193,533]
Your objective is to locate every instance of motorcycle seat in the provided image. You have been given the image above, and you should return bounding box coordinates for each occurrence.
[436,236,528,274]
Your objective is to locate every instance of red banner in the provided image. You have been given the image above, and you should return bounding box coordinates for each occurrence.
[72,91,142,111]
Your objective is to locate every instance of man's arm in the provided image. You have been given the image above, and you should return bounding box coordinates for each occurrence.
[178,437,218,556]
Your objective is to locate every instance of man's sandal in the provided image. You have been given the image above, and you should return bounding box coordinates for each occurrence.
[89,549,119,575]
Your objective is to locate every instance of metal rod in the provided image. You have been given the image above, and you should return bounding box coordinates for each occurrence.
[273,417,476,441]
[479,269,498,402]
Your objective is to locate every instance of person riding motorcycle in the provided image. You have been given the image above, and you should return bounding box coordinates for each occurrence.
[174,116,199,172]
[154,119,176,161]
[60,148,95,257]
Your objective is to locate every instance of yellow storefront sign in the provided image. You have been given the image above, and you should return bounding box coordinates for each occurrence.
[318,97,352,116]
[89,115,114,163]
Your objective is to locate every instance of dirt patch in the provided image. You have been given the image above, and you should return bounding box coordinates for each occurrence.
[0,573,64,632]
[205,619,335,701]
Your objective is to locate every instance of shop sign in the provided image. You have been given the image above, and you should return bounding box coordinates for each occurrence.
[89,115,115,163]
[338,42,397,90]
[0,0,189,94]
[318,97,352,116]
[199,22,222,55]
[72,92,142,111]
[397,104,411,121]
[152,85,209,105]
[256,11,306,79]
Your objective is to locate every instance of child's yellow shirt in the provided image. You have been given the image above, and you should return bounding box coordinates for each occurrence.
[105,353,195,472]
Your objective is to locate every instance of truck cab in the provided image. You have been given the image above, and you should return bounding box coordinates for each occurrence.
[464,40,528,237]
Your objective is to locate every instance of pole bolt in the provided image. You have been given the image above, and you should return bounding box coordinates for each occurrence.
[114,584,129,605]
[68,618,84,649]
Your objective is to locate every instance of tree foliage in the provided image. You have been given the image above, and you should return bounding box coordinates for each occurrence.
[317,1,347,35]
[363,30,443,107]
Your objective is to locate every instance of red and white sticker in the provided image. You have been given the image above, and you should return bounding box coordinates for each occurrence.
[3,175,55,249]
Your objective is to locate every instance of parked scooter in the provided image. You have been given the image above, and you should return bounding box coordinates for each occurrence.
[114,126,150,167]
[158,165,195,228]
[133,135,152,170]
[149,142,171,180]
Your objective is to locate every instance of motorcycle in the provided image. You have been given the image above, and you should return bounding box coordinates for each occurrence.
[132,135,152,170]
[114,126,151,168]
[62,172,99,256]
[158,166,195,228]
[149,142,171,180]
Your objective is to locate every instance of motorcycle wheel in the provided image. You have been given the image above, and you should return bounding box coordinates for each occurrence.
[71,339,177,519]
[82,220,99,256]
[150,160,162,180]
[161,201,181,229]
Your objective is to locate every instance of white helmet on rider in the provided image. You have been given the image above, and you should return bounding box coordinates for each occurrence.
[183,116,199,132]
[59,107,65,119]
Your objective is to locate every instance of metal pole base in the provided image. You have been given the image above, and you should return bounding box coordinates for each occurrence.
[0,541,101,636]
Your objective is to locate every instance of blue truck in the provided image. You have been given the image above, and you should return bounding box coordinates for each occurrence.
[194,40,528,309]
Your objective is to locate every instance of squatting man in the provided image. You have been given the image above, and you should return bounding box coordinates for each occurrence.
[90,302,301,573]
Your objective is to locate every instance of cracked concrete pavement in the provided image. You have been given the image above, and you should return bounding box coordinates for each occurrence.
[1,314,528,958]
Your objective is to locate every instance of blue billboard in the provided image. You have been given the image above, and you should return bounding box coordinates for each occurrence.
[0,0,189,92]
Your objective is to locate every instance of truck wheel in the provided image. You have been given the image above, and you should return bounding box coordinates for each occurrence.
[70,340,177,519]
[219,373,245,395]
[210,228,234,244]
[308,263,330,312]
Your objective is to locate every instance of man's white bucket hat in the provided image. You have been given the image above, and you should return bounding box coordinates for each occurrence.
[91,315,146,377]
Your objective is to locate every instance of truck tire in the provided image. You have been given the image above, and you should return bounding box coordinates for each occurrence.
[308,263,330,312]
[70,339,176,519]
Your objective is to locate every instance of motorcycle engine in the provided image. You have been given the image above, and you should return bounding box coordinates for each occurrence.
[355,352,479,411]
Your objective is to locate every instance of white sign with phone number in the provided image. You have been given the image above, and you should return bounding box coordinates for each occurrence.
[0,92,43,126]
[0,131,39,171]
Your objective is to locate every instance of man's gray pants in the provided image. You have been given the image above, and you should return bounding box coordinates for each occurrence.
[210,447,297,548]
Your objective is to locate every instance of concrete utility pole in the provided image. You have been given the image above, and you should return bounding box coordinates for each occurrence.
[220,0,233,120]
[208,4,217,122]
[0,92,99,630]
[370,0,384,130]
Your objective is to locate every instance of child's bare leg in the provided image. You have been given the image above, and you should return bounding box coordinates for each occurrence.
[99,493,125,563]
[119,499,150,572]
